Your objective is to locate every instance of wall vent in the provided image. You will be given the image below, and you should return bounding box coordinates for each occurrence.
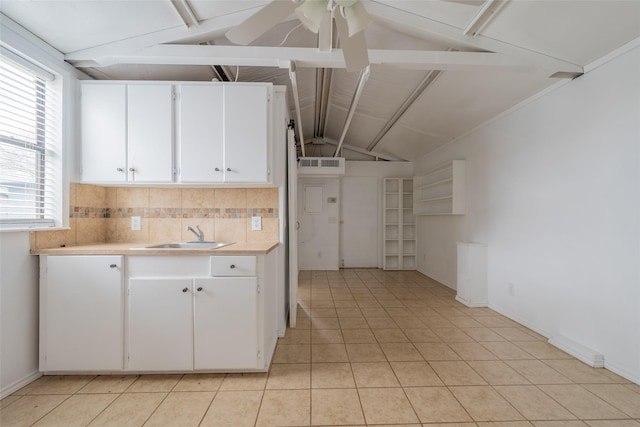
[298,157,345,176]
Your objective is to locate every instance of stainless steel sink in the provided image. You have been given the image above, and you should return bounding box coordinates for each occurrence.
[142,242,233,250]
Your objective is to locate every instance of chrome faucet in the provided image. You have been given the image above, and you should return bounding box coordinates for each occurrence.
[186,225,204,242]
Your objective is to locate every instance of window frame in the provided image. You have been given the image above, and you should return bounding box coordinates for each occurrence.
[0,49,63,231]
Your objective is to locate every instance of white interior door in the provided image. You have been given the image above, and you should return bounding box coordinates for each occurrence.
[341,176,379,268]
[287,129,298,327]
[298,178,340,270]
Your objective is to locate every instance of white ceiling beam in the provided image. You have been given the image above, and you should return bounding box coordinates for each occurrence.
[169,0,191,29]
[288,61,306,157]
[323,139,405,161]
[367,69,442,152]
[73,44,581,74]
[169,0,200,28]
[366,1,583,74]
[64,5,284,62]
[334,66,371,157]
[463,0,508,37]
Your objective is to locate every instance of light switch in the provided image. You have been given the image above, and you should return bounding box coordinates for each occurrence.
[251,216,262,231]
[131,216,141,231]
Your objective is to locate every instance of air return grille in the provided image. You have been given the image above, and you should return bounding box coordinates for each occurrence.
[298,157,345,175]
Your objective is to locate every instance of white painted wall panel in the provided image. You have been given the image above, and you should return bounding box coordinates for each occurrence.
[414,46,640,383]
[0,232,39,397]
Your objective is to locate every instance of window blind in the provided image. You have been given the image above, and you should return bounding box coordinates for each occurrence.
[0,52,61,229]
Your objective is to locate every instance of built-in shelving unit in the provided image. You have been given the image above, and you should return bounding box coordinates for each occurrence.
[413,160,466,216]
[383,178,416,270]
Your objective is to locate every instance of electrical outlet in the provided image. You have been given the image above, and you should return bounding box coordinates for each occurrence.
[508,283,515,296]
[251,216,262,231]
[131,216,141,231]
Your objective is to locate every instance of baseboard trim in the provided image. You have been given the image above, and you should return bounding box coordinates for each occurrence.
[455,295,488,308]
[487,302,550,339]
[603,361,640,385]
[0,371,42,400]
[489,303,639,384]
[417,268,455,291]
[548,334,605,368]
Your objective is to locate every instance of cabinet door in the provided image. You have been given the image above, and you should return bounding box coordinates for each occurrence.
[224,85,269,183]
[193,278,258,369]
[43,256,123,371]
[178,85,224,183]
[127,84,174,183]
[128,278,193,371]
[81,84,127,182]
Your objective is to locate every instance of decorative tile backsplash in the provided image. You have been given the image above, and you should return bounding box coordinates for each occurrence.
[32,183,280,249]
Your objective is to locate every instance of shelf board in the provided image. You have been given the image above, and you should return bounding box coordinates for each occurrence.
[416,165,452,181]
[417,196,453,203]
[415,177,453,190]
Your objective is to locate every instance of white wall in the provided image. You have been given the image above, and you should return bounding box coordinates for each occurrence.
[0,232,40,397]
[343,162,413,268]
[0,15,81,397]
[415,46,640,383]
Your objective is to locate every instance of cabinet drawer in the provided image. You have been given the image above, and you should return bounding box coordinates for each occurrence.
[210,256,256,276]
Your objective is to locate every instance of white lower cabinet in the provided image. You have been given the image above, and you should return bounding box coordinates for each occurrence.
[127,276,259,371]
[193,278,258,370]
[127,278,194,371]
[40,253,277,373]
[40,255,124,372]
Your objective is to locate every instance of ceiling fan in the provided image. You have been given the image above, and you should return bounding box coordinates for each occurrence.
[225,0,374,72]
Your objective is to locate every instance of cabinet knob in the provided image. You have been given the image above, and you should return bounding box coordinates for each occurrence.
[230,264,236,269]
[226,168,232,172]
[182,287,189,293]
[129,168,136,172]
[197,287,203,292]
[116,168,124,172]
[109,264,118,268]
[215,167,220,172]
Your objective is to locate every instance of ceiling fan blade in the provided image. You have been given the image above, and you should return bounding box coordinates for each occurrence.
[226,1,299,45]
[334,10,369,72]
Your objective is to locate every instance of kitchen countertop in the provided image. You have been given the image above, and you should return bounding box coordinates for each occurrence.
[31,241,279,255]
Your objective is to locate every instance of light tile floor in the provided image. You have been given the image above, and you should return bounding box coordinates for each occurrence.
[2,269,640,426]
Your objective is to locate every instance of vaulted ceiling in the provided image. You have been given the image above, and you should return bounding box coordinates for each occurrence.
[2,0,639,161]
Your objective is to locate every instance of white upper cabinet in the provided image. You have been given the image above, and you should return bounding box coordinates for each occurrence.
[127,84,174,183]
[81,81,274,185]
[178,85,224,182]
[224,85,269,183]
[178,84,270,183]
[80,82,174,183]
[80,84,127,182]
